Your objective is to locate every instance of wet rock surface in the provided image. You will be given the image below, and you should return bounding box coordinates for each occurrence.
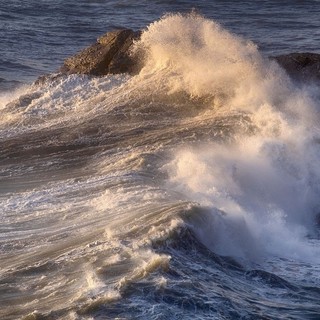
[60,29,141,76]
[38,29,320,84]
[273,52,320,82]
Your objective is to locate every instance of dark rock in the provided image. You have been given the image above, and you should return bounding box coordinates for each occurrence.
[108,30,142,74]
[60,29,141,76]
[273,52,320,82]
[38,28,320,84]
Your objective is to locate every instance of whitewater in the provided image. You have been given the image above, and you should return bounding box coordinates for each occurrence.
[1,13,320,319]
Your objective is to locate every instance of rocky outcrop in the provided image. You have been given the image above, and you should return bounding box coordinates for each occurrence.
[273,52,320,82]
[38,29,320,84]
[60,29,141,76]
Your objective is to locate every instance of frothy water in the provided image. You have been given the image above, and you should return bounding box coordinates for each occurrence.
[1,13,320,320]
[138,14,320,261]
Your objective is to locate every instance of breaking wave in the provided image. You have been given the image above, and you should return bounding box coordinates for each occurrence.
[1,13,320,319]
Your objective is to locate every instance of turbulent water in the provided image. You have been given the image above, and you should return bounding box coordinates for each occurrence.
[1,2,320,320]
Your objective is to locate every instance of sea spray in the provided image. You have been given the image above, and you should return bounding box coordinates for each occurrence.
[134,13,291,110]
[139,14,320,262]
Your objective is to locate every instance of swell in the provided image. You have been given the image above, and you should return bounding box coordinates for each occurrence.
[152,224,320,320]
[79,224,320,320]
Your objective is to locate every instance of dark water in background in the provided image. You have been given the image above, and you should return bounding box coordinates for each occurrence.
[1,0,320,87]
[1,2,320,320]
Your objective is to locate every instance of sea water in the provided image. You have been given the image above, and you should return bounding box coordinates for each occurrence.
[1,1,320,319]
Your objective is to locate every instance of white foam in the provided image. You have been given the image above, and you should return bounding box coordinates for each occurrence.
[135,13,292,112]
[151,14,320,263]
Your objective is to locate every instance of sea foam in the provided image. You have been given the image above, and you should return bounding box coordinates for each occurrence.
[135,14,320,262]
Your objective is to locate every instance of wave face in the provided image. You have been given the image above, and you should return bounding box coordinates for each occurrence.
[1,14,320,319]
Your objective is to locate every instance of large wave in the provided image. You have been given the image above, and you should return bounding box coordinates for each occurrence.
[131,14,320,262]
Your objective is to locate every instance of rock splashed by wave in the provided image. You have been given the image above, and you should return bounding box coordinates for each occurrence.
[1,13,320,320]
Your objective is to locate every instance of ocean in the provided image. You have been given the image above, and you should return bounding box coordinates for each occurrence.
[1,1,320,319]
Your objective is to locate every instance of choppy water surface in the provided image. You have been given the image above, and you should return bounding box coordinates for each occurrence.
[1,4,320,320]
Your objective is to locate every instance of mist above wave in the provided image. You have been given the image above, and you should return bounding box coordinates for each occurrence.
[135,14,320,262]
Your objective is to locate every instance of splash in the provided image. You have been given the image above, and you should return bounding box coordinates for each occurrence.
[141,14,320,262]
[135,13,297,112]
[167,135,320,262]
